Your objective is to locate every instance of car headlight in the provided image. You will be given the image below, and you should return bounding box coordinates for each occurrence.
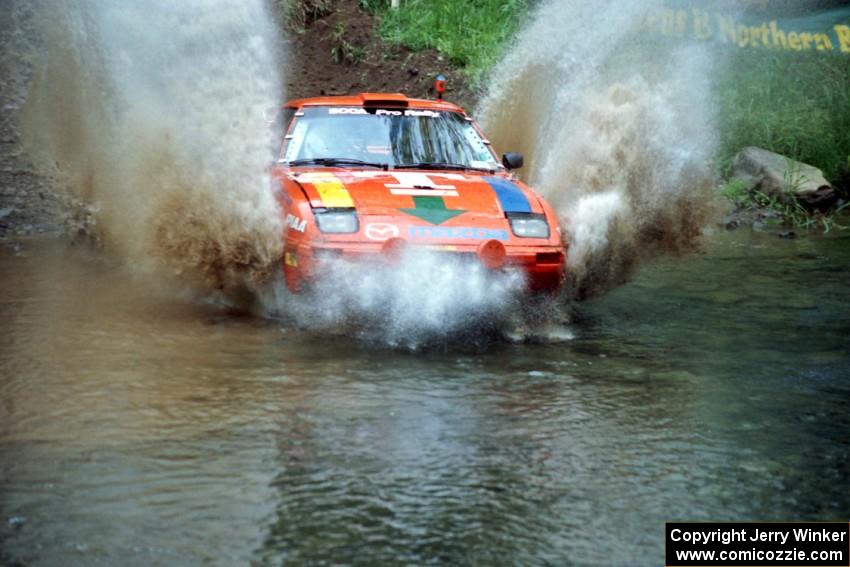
[314,209,359,234]
[507,213,550,238]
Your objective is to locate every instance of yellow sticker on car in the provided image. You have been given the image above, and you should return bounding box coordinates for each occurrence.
[299,172,354,208]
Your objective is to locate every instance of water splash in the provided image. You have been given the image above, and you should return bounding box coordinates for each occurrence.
[479,0,719,298]
[272,250,527,349]
[18,0,284,290]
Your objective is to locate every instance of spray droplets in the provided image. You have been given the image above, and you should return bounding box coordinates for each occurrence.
[480,0,719,299]
[20,0,285,290]
[280,249,527,349]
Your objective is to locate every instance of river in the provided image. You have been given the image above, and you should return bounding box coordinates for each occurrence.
[1,228,848,565]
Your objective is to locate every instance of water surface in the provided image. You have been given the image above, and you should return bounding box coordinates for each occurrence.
[1,230,848,565]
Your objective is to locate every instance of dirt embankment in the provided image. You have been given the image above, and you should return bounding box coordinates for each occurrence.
[283,1,475,108]
[0,1,474,244]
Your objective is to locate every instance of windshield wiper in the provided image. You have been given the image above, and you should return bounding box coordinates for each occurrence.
[287,157,388,169]
[395,162,494,172]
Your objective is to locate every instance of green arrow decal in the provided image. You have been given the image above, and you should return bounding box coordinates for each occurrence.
[400,196,466,225]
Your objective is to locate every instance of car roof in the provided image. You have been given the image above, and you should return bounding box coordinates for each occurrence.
[284,92,466,113]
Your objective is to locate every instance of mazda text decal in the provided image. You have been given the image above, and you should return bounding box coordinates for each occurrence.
[409,226,509,241]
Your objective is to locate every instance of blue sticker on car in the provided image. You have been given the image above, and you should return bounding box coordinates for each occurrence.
[483,176,532,214]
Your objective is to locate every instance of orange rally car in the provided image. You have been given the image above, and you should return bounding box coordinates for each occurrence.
[270,91,566,293]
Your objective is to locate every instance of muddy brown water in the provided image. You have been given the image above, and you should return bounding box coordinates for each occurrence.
[1,229,849,565]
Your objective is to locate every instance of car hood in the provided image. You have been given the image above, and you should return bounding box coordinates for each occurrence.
[287,169,541,221]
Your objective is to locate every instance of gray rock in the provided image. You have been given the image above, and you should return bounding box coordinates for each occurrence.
[730,146,836,209]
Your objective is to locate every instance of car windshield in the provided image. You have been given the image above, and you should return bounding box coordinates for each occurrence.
[281,106,500,170]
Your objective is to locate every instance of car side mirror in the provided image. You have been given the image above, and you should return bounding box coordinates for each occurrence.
[502,152,524,170]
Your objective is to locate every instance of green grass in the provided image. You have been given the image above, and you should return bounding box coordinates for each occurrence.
[715,49,850,227]
[363,0,529,83]
[716,49,850,185]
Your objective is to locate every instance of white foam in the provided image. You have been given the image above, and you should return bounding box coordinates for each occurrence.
[281,249,526,348]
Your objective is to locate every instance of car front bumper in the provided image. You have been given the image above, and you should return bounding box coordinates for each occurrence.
[283,240,566,293]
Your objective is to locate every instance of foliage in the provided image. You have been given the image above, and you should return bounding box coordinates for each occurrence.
[717,169,848,232]
[716,49,850,185]
[364,0,529,83]
[329,21,365,65]
[718,179,750,206]
[746,191,847,232]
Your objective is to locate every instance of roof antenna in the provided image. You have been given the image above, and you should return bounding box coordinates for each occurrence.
[435,74,446,101]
